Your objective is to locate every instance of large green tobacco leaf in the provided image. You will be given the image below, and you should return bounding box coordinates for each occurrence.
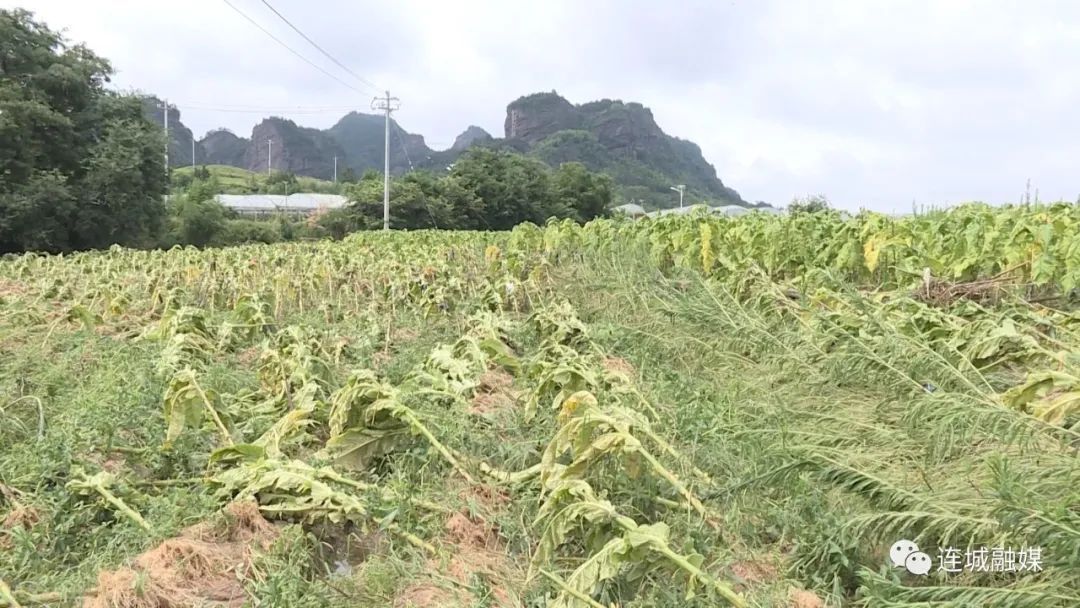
[532,479,625,574]
[66,472,152,531]
[960,318,1042,363]
[548,536,628,608]
[327,369,396,437]
[162,369,232,447]
[209,443,266,464]
[321,427,409,470]
[211,459,368,524]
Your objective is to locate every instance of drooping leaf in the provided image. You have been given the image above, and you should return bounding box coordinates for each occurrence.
[321,427,409,470]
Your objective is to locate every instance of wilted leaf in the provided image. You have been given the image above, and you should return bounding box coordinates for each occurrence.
[322,427,408,470]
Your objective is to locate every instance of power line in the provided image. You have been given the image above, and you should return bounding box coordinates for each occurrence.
[392,122,415,172]
[175,101,358,110]
[258,0,379,91]
[390,119,441,229]
[220,0,367,96]
[178,105,355,115]
[174,101,360,116]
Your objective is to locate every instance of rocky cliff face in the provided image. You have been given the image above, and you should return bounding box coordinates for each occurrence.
[505,92,581,144]
[200,129,248,167]
[192,113,430,179]
[503,93,744,206]
[141,96,203,167]
[177,91,743,207]
[451,125,493,151]
[579,100,665,159]
[240,118,345,180]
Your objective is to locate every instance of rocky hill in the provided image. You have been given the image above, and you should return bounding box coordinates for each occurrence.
[147,92,745,207]
[199,129,247,168]
[451,126,494,151]
[505,92,743,207]
[141,96,203,167]
[325,112,433,175]
[242,117,345,180]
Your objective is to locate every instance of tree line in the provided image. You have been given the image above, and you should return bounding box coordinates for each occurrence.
[166,147,612,247]
[1,9,613,254]
[0,9,167,254]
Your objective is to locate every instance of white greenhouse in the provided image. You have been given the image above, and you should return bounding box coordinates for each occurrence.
[214,193,348,216]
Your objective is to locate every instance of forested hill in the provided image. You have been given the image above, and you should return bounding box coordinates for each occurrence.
[503,92,744,207]
[149,92,745,209]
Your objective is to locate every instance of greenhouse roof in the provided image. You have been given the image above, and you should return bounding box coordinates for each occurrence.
[214,193,348,211]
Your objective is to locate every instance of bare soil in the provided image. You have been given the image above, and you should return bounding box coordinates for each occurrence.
[468,368,519,416]
[788,587,826,608]
[395,502,520,608]
[731,559,780,587]
[602,356,636,377]
[83,501,279,608]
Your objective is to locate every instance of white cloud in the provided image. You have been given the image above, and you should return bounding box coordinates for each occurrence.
[6,0,1080,210]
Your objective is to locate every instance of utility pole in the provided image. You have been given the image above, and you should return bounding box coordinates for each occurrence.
[163,98,169,175]
[371,91,400,230]
[267,139,273,176]
[333,156,338,182]
[191,138,195,168]
[670,184,686,209]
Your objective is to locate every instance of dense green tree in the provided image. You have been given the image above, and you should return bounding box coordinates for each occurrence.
[0,9,167,253]
[316,208,358,240]
[75,96,170,248]
[436,175,483,228]
[185,175,223,205]
[551,162,613,221]
[346,171,457,230]
[338,167,359,184]
[0,171,77,252]
[450,148,558,229]
[788,194,832,215]
[276,214,295,240]
[172,171,194,190]
[217,219,281,245]
[165,195,226,248]
[337,148,612,232]
[264,170,298,194]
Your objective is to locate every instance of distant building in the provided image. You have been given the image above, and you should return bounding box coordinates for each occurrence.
[647,205,707,218]
[642,204,784,219]
[714,205,750,217]
[213,193,348,217]
[612,203,647,218]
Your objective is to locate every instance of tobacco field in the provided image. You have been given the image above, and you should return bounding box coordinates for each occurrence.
[1,203,1078,607]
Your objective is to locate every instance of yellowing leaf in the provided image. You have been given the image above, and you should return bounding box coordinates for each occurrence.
[863,235,885,272]
[700,222,715,274]
[1032,391,1080,425]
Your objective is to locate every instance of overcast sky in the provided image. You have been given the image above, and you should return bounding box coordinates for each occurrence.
[9,0,1080,211]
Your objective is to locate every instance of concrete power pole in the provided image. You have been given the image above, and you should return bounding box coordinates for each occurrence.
[267,139,273,176]
[191,138,196,168]
[333,156,338,182]
[371,91,400,230]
